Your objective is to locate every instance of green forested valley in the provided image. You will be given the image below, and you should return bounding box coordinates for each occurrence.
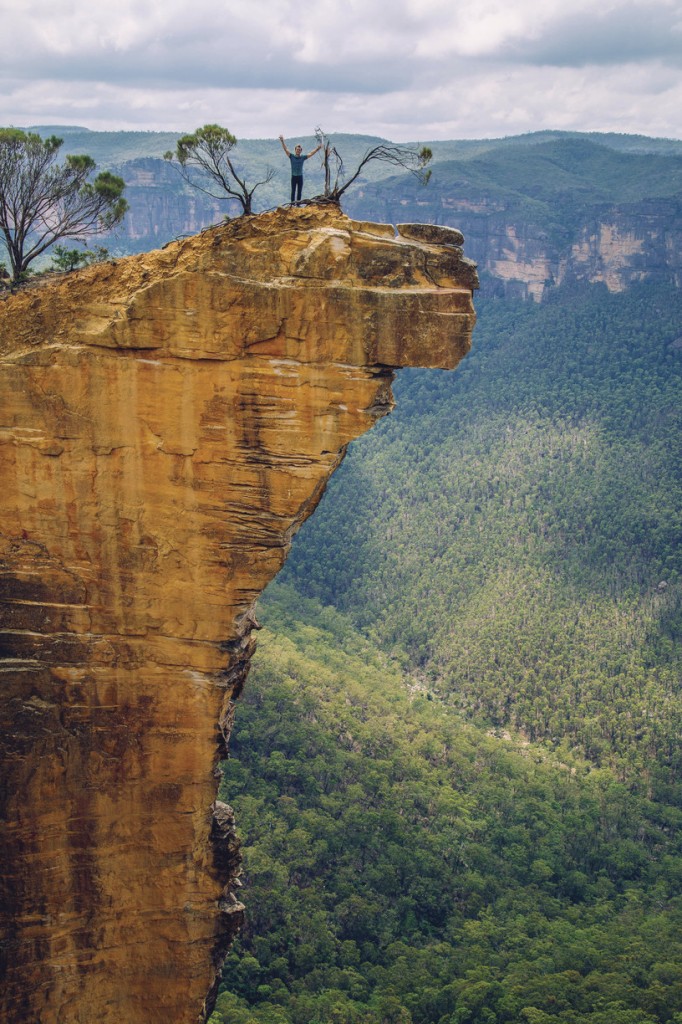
[210,277,682,1024]
[210,586,682,1024]
[281,282,682,785]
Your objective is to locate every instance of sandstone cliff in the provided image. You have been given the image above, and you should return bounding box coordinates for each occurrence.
[0,205,477,1024]
[441,197,682,300]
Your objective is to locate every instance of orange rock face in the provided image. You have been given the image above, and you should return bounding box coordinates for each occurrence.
[0,205,477,1023]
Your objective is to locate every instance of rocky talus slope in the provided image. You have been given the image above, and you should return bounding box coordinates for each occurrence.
[0,205,476,1023]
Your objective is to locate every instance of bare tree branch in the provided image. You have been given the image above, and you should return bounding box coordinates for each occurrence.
[313,129,432,203]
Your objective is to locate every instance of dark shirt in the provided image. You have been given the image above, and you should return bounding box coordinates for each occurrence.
[289,153,307,176]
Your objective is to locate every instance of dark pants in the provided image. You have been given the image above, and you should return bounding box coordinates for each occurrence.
[291,175,303,203]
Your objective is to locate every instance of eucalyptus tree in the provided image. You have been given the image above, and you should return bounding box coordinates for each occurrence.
[164,124,274,216]
[0,128,127,283]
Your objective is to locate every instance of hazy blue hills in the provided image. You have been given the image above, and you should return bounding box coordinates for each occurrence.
[23,124,682,162]
[426,139,682,204]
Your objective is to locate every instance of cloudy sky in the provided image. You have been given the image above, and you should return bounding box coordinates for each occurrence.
[1,0,681,141]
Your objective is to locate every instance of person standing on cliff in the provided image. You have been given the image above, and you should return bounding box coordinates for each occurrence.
[279,136,322,205]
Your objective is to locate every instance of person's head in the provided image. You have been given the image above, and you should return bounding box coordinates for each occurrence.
[294,145,302,155]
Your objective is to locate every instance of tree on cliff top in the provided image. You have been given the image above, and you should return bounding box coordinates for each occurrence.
[0,128,127,284]
[164,124,274,216]
[314,128,432,202]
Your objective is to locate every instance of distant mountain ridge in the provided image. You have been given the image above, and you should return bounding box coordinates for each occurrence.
[24,125,682,161]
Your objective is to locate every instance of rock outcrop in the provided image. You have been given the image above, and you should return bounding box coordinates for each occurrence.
[0,205,477,1023]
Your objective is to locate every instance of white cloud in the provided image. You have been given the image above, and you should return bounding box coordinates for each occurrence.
[1,0,681,139]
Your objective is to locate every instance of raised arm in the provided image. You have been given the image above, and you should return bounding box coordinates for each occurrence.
[307,142,322,159]
[278,135,291,156]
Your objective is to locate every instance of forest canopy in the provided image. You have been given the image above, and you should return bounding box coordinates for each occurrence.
[210,583,682,1024]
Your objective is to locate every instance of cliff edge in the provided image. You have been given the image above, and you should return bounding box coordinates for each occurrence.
[0,204,477,1023]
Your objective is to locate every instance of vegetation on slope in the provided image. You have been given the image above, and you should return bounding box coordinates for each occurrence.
[427,139,682,205]
[280,282,682,790]
[210,586,682,1024]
